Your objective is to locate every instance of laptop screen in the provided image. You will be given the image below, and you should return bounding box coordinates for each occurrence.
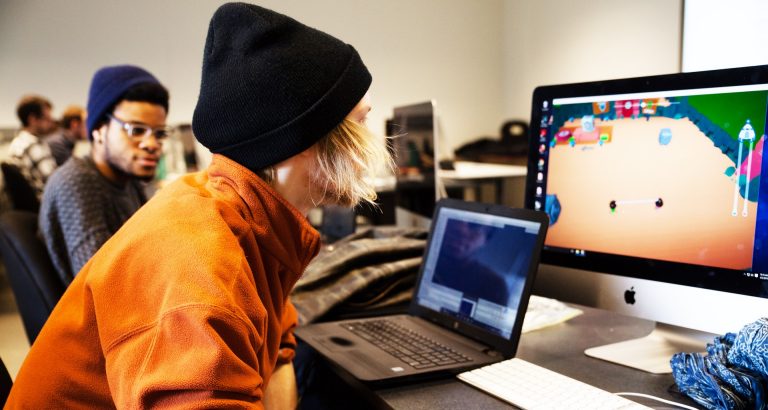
[414,206,543,339]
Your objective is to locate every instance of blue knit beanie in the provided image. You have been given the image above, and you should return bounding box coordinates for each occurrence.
[86,65,162,139]
[192,2,372,171]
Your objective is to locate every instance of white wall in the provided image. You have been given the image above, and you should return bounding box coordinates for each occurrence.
[682,0,768,72]
[0,1,685,155]
[503,0,683,122]
[0,0,505,154]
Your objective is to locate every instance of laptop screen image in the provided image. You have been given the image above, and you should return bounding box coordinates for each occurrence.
[414,206,544,339]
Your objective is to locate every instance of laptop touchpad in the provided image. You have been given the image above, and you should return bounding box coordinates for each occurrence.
[316,336,356,351]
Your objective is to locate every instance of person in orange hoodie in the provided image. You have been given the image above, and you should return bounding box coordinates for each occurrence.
[6,3,390,409]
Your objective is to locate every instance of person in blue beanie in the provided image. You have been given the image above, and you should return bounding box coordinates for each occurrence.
[39,64,170,285]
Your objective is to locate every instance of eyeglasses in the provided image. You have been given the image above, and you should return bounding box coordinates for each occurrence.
[107,114,172,143]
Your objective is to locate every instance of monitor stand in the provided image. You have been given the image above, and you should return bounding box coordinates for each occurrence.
[584,323,714,374]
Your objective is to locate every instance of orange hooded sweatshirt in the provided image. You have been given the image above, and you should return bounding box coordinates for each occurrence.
[6,155,321,408]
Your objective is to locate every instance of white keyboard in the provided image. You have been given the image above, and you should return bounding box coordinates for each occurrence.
[458,358,651,410]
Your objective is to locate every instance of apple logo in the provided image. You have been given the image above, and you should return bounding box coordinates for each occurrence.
[624,287,636,305]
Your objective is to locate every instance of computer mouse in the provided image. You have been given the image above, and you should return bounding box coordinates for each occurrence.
[329,336,354,346]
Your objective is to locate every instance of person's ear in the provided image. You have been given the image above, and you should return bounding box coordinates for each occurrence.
[92,125,105,144]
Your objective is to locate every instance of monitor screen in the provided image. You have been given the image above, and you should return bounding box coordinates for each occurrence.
[390,101,439,226]
[415,207,542,339]
[526,65,768,373]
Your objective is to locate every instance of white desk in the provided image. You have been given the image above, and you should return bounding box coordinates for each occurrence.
[439,161,527,180]
[439,161,527,205]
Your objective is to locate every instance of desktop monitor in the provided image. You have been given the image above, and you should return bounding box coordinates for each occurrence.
[525,64,768,373]
[389,100,442,227]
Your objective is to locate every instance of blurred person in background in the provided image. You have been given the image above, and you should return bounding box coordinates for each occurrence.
[8,94,58,198]
[45,104,87,166]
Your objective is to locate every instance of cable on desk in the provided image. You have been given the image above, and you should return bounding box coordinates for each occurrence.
[615,392,698,410]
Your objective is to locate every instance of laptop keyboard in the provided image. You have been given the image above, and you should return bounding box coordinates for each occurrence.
[342,319,472,369]
[458,358,651,409]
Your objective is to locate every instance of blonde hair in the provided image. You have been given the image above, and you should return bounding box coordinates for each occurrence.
[311,119,393,207]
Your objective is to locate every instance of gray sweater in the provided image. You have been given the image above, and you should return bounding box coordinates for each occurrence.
[39,156,147,285]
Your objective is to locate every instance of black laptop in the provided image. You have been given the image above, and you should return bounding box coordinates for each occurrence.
[295,198,549,384]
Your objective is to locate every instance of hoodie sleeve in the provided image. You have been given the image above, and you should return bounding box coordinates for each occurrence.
[105,305,267,409]
[277,299,299,365]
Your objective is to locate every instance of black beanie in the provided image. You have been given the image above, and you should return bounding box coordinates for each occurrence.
[192,2,372,171]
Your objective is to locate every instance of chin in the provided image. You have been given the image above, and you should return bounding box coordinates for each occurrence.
[133,166,156,179]
[132,170,156,183]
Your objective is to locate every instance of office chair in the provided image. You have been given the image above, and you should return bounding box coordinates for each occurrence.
[0,163,40,213]
[0,355,11,407]
[0,210,65,344]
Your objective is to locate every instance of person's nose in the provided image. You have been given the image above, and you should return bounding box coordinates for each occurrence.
[139,134,162,153]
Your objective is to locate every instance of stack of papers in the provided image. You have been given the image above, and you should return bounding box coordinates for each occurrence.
[522,295,583,333]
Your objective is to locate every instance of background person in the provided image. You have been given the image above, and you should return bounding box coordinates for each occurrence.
[45,104,87,166]
[38,65,169,285]
[8,94,58,198]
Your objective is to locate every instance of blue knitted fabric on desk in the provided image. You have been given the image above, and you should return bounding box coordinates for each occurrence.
[670,318,768,410]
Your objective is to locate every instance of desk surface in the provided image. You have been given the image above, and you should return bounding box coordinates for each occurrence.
[306,304,703,409]
[440,161,527,180]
